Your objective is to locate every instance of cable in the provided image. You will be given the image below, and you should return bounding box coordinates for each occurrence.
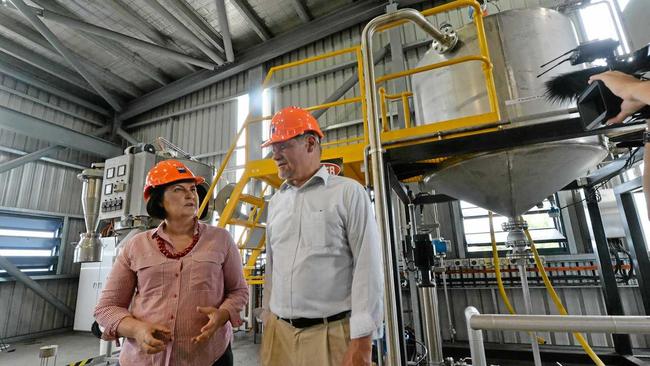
[526,229,605,366]
[488,212,546,345]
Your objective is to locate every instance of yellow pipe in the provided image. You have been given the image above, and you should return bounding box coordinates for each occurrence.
[401,93,412,128]
[489,212,517,315]
[489,212,546,345]
[355,47,369,146]
[525,229,605,366]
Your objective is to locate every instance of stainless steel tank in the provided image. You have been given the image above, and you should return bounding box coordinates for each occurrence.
[424,136,609,218]
[412,8,581,125]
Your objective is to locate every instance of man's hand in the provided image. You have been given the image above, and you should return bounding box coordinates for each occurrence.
[192,306,230,344]
[589,71,647,124]
[342,335,372,366]
[133,322,171,354]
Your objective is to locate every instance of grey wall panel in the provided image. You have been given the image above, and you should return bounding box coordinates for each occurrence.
[0,153,83,215]
[0,277,78,340]
[0,73,105,166]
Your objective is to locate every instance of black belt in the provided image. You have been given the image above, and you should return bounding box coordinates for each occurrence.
[279,311,350,329]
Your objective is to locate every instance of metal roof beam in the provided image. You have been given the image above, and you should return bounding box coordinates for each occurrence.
[0,11,142,98]
[9,0,123,111]
[215,0,234,62]
[0,145,87,171]
[33,7,217,70]
[30,0,171,86]
[290,0,312,23]
[101,0,196,72]
[0,105,123,158]
[142,0,224,64]
[120,0,425,120]
[166,0,226,53]
[230,0,272,41]
[0,35,94,94]
[0,52,110,116]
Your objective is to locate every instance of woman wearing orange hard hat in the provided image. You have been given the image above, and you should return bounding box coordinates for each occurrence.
[95,159,248,366]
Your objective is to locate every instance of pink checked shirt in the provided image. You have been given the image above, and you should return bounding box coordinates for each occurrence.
[94,222,249,366]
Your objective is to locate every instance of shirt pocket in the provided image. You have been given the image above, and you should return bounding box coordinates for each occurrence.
[190,251,225,292]
[302,210,330,254]
[132,254,167,297]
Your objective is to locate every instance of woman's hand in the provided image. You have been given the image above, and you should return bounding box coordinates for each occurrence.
[589,71,647,124]
[192,306,230,344]
[133,322,171,354]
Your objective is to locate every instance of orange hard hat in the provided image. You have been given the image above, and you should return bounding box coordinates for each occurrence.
[143,160,205,201]
[260,106,324,148]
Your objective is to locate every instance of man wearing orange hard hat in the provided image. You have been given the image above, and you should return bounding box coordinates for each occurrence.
[260,106,384,366]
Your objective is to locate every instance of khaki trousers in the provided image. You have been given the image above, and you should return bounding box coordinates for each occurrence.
[260,313,351,366]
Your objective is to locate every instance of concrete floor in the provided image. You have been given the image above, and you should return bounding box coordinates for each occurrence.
[0,330,260,366]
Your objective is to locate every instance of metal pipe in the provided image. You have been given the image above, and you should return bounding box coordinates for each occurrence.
[419,285,443,365]
[34,8,216,70]
[440,269,455,342]
[0,255,75,318]
[465,306,486,366]
[518,264,542,366]
[361,9,455,365]
[470,314,650,333]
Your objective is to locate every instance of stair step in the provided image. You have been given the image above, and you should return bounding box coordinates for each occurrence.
[228,218,265,228]
[239,194,265,207]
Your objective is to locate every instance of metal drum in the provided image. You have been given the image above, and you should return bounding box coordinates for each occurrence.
[412,8,581,126]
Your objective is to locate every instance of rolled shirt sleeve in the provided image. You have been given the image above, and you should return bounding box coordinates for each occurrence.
[93,243,137,340]
[345,183,384,339]
[218,234,250,327]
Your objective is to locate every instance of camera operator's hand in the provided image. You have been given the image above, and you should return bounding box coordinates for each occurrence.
[589,71,648,124]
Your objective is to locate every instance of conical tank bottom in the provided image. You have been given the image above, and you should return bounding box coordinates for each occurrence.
[424,137,608,217]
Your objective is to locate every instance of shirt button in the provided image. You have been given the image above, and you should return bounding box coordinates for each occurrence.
[175,273,179,277]
[173,294,177,298]
[170,315,174,319]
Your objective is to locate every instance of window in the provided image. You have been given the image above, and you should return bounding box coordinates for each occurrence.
[460,198,568,255]
[0,212,63,275]
[579,0,630,55]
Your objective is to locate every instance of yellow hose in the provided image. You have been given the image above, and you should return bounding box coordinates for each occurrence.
[525,229,605,366]
[488,212,546,345]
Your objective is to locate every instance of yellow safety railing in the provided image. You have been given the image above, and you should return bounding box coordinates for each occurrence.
[379,87,413,131]
[373,0,500,138]
[198,45,366,218]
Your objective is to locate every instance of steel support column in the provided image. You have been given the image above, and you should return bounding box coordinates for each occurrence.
[0,255,75,318]
[614,178,650,316]
[246,66,265,162]
[585,187,633,355]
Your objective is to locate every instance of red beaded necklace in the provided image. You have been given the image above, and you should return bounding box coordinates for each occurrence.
[155,228,200,259]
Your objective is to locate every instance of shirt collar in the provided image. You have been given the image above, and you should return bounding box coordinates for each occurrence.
[151,217,201,241]
[280,165,330,191]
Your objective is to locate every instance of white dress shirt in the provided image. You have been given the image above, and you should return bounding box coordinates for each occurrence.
[264,166,384,338]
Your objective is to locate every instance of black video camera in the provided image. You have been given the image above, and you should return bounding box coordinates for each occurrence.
[543,40,650,130]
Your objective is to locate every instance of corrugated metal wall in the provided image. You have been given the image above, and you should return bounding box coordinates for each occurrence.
[0,70,100,339]
[0,73,106,167]
[0,277,78,341]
